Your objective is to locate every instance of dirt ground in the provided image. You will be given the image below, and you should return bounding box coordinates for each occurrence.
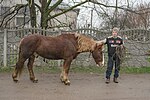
[0,72,150,100]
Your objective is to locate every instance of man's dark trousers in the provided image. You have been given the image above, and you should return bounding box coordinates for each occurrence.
[106,54,120,79]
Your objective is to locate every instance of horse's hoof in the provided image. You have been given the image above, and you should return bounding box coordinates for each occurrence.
[60,77,70,85]
[12,77,18,83]
[30,78,38,83]
[32,79,38,83]
[64,80,70,86]
[13,78,18,83]
[12,74,18,83]
[13,79,18,83]
[64,82,70,85]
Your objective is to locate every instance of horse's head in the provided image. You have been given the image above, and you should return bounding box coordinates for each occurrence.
[92,41,104,67]
[74,33,104,66]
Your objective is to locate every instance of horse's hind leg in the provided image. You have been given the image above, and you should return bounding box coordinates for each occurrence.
[12,58,26,82]
[27,55,38,83]
[60,58,72,85]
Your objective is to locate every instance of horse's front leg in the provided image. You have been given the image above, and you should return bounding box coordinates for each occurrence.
[60,58,72,85]
[27,55,38,83]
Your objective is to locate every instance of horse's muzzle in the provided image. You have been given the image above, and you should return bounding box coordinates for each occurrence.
[96,62,104,67]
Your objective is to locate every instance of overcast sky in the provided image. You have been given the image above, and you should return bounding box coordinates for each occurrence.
[72,0,150,28]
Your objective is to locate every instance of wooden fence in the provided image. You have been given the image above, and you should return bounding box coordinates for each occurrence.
[0,28,150,67]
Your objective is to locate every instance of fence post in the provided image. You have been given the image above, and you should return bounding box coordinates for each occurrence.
[3,29,7,67]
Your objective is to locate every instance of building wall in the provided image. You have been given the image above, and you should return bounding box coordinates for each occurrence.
[0,0,79,30]
[50,8,79,30]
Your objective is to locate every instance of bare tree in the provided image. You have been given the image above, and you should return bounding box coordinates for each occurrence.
[118,2,150,29]
[95,1,150,29]
[0,3,28,29]
[28,0,36,28]
[1,0,150,30]
[0,0,89,29]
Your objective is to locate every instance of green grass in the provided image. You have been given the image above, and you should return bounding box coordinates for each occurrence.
[34,66,61,73]
[120,67,150,74]
[34,66,150,74]
[0,67,14,73]
[147,57,150,62]
[0,66,150,74]
[70,66,105,74]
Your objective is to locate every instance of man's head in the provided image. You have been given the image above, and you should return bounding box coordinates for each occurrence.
[112,27,119,37]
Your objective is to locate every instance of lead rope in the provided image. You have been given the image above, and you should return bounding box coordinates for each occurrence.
[111,46,126,63]
[115,45,126,64]
[109,45,126,71]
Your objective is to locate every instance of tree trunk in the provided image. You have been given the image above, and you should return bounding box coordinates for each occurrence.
[41,0,48,30]
[28,0,36,29]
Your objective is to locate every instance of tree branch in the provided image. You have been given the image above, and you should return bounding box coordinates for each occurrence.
[0,0,4,4]
[89,0,143,14]
[34,3,42,12]
[46,0,88,21]
[46,0,52,10]
[0,4,28,28]
[47,0,63,14]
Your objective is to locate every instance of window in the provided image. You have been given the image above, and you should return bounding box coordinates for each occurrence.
[15,16,30,27]
[17,6,30,16]
[15,6,30,28]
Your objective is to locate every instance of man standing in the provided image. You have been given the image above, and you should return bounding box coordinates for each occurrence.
[101,27,124,84]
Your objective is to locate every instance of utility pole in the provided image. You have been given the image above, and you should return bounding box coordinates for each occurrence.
[91,9,93,28]
[114,0,118,27]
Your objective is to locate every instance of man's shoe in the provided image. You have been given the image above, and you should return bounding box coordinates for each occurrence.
[105,78,110,84]
[113,78,119,83]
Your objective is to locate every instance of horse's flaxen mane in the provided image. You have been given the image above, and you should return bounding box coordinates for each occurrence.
[75,33,96,53]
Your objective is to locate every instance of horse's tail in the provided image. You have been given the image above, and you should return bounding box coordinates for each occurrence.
[17,38,26,77]
[17,50,25,77]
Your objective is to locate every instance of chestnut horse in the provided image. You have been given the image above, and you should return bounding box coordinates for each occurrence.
[12,33,104,85]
